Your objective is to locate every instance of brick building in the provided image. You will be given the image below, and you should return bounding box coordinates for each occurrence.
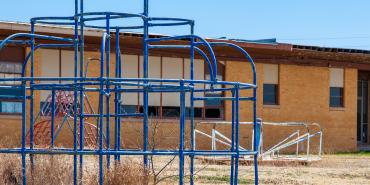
[0,21,369,152]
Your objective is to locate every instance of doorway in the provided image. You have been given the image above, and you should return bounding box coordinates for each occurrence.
[358,73,369,144]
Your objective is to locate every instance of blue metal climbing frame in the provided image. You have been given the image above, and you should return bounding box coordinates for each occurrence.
[0,0,259,184]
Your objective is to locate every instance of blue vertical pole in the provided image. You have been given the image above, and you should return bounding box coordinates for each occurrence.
[73,1,79,184]
[99,33,107,185]
[29,20,35,176]
[79,0,85,182]
[143,0,149,168]
[21,78,27,185]
[230,89,235,185]
[179,80,185,185]
[105,14,111,168]
[51,89,56,148]
[253,80,258,185]
[114,28,121,162]
[234,85,240,185]
[189,21,195,185]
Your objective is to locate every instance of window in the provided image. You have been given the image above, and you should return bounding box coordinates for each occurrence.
[162,107,180,118]
[204,69,224,119]
[0,101,22,113]
[330,68,344,107]
[0,47,24,114]
[263,64,279,105]
[121,105,138,114]
[119,55,224,120]
[186,107,203,118]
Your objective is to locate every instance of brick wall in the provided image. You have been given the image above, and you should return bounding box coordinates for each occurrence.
[0,49,358,153]
[225,61,358,152]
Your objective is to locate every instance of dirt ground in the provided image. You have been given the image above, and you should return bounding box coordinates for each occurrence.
[181,154,370,185]
[0,153,369,184]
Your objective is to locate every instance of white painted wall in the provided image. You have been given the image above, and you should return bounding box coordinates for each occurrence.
[40,49,59,100]
[139,56,161,106]
[162,57,183,107]
[121,54,139,105]
[184,58,205,107]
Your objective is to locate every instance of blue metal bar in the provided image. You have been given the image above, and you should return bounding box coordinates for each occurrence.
[234,85,240,185]
[85,24,145,30]
[21,79,27,185]
[31,16,75,22]
[230,89,235,185]
[0,40,31,45]
[208,42,257,85]
[149,17,193,22]
[105,14,111,169]
[193,97,254,101]
[0,148,258,156]
[83,113,143,117]
[99,32,108,185]
[147,45,214,81]
[33,21,75,26]
[148,22,191,27]
[0,1,260,184]
[0,33,73,50]
[117,30,123,162]
[76,12,146,20]
[114,28,121,162]
[0,77,256,87]
[179,80,185,185]
[79,1,85,182]
[22,44,75,78]
[146,35,218,79]
[51,89,56,148]
[143,0,149,168]
[29,21,36,177]
[73,1,79,184]
[189,22,195,185]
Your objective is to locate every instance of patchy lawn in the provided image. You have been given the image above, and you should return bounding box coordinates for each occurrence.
[187,154,370,185]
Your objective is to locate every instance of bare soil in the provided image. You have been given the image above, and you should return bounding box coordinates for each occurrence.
[0,154,369,185]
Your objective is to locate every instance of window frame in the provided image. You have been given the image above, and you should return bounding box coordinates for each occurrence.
[0,46,25,115]
[329,68,345,108]
[263,64,280,106]
[119,56,225,120]
[329,87,344,107]
[263,83,279,105]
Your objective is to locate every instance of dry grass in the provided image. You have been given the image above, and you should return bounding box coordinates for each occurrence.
[85,160,151,185]
[0,155,74,185]
[0,156,151,185]
[0,152,369,185]
[190,154,370,185]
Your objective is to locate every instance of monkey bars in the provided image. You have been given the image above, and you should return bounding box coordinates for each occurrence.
[0,0,259,185]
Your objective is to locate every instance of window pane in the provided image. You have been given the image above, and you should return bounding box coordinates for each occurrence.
[162,107,180,118]
[330,97,342,107]
[330,87,343,107]
[205,108,222,119]
[186,108,203,118]
[330,68,344,87]
[263,84,278,105]
[0,86,22,98]
[330,87,343,97]
[148,106,159,117]
[263,64,279,84]
[363,124,368,143]
[205,93,223,107]
[121,105,137,114]
[1,102,22,113]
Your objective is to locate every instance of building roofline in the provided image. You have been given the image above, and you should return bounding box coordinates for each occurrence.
[0,21,369,64]
[293,44,370,55]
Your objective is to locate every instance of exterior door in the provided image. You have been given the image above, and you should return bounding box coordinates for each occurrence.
[358,80,368,144]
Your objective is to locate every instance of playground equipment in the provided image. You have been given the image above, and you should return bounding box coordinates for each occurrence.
[196,120,323,164]
[0,0,259,184]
